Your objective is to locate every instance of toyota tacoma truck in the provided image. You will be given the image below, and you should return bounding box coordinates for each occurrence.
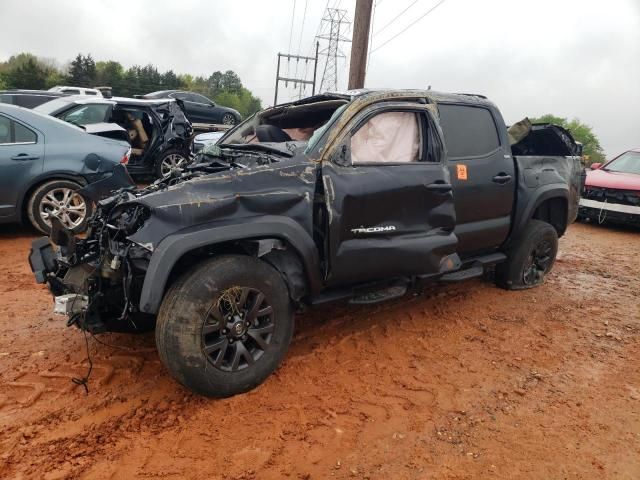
[29,90,583,397]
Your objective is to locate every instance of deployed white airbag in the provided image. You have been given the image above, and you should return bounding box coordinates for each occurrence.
[351,112,420,164]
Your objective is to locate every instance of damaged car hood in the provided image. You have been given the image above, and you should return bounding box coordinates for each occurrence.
[123,153,318,249]
[585,168,640,191]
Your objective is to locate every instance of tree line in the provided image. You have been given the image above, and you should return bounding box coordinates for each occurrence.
[0,53,262,118]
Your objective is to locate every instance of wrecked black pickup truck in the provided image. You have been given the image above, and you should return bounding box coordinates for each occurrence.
[29,89,583,397]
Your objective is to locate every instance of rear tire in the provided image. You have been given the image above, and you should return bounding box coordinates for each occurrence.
[155,149,189,178]
[155,255,294,397]
[27,179,92,234]
[496,219,558,290]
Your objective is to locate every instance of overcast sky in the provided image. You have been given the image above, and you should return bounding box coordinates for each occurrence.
[1,0,638,155]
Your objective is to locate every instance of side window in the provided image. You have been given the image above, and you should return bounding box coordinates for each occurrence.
[0,115,11,143]
[85,91,97,96]
[171,92,189,101]
[19,96,52,109]
[351,111,422,165]
[191,93,211,105]
[60,104,110,125]
[437,104,500,158]
[14,122,36,143]
[0,115,36,144]
[62,89,81,95]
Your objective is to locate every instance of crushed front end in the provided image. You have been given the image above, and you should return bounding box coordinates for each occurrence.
[579,186,640,226]
[30,189,155,333]
[29,141,312,333]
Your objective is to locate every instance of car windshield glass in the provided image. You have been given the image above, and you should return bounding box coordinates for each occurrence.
[34,97,75,115]
[304,104,347,154]
[61,104,110,125]
[604,151,640,175]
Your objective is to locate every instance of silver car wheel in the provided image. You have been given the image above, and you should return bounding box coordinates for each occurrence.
[222,113,236,125]
[160,153,187,177]
[39,187,87,230]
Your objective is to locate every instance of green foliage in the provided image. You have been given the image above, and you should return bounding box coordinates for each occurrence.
[530,114,605,164]
[68,54,97,87]
[0,53,54,89]
[0,52,263,118]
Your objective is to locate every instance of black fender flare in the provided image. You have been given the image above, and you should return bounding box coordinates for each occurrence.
[138,216,322,314]
[509,184,569,245]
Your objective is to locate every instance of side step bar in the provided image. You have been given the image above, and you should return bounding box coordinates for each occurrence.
[310,252,507,305]
[311,279,410,306]
[439,252,507,283]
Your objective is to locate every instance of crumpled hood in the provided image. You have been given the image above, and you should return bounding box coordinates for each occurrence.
[127,155,318,248]
[586,168,640,191]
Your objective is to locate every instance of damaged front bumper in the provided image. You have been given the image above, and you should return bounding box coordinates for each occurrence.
[578,198,640,225]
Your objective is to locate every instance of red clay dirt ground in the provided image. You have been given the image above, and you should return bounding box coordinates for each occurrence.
[0,222,638,479]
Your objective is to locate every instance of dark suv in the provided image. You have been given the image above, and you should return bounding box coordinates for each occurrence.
[144,90,241,125]
[35,96,192,178]
[0,90,69,109]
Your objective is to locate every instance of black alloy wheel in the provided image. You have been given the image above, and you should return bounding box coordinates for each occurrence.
[495,219,558,290]
[522,239,554,285]
[202,287,275,372]
[155,255,294,397]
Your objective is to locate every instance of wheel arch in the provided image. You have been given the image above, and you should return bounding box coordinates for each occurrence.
[138,217,322,314]
[510,185,569,244]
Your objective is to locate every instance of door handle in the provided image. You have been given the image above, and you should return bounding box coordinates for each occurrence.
[426,182,452,192]
[11,154,40,161]
[492,173,512,184]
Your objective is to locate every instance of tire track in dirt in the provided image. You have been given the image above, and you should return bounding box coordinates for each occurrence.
[0,222,639,479]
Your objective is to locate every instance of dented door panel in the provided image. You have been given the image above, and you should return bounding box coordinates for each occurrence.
[322,161,457,286]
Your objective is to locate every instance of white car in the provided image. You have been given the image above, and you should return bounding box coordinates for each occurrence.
[48,86,103,97]
[192,130,226,153]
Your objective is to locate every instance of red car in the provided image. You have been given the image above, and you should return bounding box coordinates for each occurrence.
[580,148,640,225]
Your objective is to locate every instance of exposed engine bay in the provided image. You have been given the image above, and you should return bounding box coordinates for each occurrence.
[41,141,306,333]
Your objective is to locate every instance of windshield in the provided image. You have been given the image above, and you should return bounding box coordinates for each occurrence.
[605,151,640,175]
[219,98,349,149]
[304,104,347,154]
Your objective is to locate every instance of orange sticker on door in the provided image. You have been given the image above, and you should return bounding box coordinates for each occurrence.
[456,164,468,180]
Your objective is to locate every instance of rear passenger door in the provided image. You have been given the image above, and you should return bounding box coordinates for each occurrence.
[322,102,458,287]
[0,114,44,218]
[437,103,515,255]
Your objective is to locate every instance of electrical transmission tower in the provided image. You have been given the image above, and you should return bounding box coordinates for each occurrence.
[317,8,351,92]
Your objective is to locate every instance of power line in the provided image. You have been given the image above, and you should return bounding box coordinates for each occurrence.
[288,0,298,54]
[298,0,330,99]
[371,0,448,53]
[374,0,420,37]
[287,0,298,77]
[366,0,378,72]
[297,0,309,55]
[294,0,309,84]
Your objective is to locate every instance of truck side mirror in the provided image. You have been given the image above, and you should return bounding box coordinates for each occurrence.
[590,162,602,170]
[329,138,351,167]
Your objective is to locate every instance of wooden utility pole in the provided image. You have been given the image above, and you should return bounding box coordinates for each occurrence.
[348,0,373,90]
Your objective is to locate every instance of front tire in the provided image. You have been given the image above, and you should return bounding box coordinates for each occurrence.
[496,219,558,290]
[27,179,92,234]
[155,255,294,397]
[221,113,237,125]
